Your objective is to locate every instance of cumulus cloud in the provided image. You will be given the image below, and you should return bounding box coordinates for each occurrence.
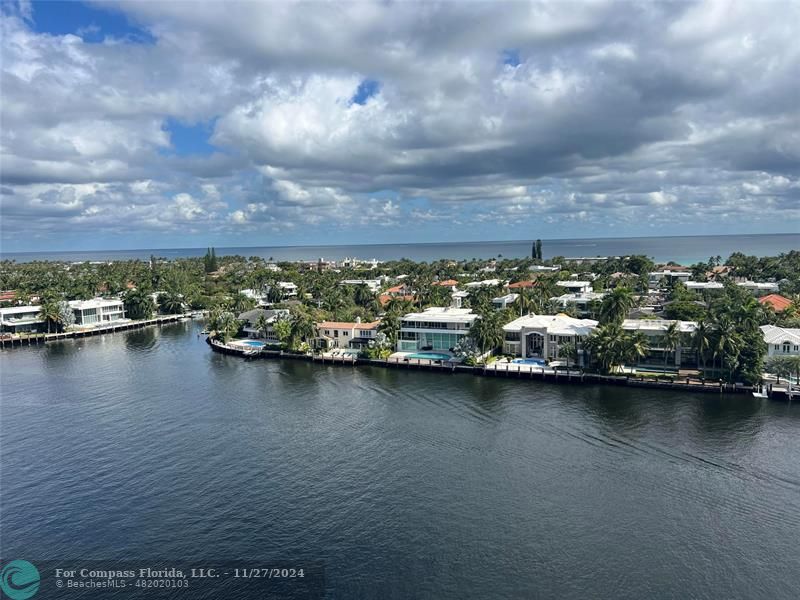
[1,0,799,250]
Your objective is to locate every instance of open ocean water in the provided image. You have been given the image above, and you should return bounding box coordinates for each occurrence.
[2,233,798,264]
[2,322,799,598]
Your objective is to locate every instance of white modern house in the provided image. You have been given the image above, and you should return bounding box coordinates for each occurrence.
[502,314,598,363]
[737,281,780,296]
[621,319,698,367]
[492,293,519,310]
[398,307,478,352]
[556,281,592,294]
[340,279,382,292]
[0,305,46,333]
[760,325,800,357]
[465,279,502,288]
[314,319,381,349]
[68,298,126,326]
[550,291,606,317]
[450,290,470,309]
[685,281,725,295]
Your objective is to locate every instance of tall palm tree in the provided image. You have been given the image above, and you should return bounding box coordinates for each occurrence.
[377,313,401,347]
[661,321,682,371]
[622,331,650,367]
[599,287,635,325]
[38,300,61,334]
[254,314,269,339]
[692,320,712,374]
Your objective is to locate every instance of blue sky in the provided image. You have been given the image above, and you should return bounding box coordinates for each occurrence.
[1,0,799,253]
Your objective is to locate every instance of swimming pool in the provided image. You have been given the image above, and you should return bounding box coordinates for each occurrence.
[512,358,546,366]
[407,352,453,361]
[240,340,266,348]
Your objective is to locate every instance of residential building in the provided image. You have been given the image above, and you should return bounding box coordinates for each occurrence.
[492,293,519,310]
[758,294,793,313]
[0,305,46,333]
[621,319,698,367]
[450,290,470,309]
[550,291,605,317]
[314,320,381,350]
[340,279,382,292]
[433,279,459,290]
[736,281,780,296]
[685,281,724,295]
[398,307,478,352]
[507,280,537,290]
[503,314,597,363]
[648,270,692,289]
[68,298,126,326]
[760,325,800,357]
[238,308,289,343]
[528,265,560,272]
[465,279,502,288]
[556,280,592,294]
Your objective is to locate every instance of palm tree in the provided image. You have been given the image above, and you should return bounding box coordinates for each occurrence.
[289,309,315,350]
[158,291,184,315]
[661,321,682,371]
[692,320,712,374]
[469,312,503,356]
[231,293,256,313]
[599,287,635,325]
[622,331,650,367]
[254,314,269,339]
[123,289,155,320]
[353,284,374,308]
[39,299,61,334]
[378,313,401,347]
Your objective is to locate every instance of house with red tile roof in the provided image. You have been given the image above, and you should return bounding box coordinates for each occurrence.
[758,294,792,313]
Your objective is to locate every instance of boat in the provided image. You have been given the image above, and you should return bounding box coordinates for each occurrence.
[752,385,768,399]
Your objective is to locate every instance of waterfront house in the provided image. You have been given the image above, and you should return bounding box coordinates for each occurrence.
[758,294,792,313]
[621,319,698,368]
[502,314,597,364]
[238,308,289,344]
[314,319,381,350]
[398,307,478,352]
[760,325,800,358]
[0,305,46,333]
[68,298,126,326]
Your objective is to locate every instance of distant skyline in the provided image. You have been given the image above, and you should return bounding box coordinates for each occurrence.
[1,0,799,253]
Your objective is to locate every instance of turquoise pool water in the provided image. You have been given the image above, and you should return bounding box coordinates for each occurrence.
[241,340,266,347]
[512,358,546,366]
[407,352,453,361]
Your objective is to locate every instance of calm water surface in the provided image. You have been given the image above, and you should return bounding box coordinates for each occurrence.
[4,233,799,264]
[2,322,800,599]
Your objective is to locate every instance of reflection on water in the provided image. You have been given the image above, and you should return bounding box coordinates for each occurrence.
[2,322,800,599]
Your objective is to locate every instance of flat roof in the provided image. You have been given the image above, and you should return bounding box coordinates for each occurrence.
[0,305,42,315]
[622,319,697,333]
[68,298,124,310]
[504,314,598,335]
[401,307,478,323]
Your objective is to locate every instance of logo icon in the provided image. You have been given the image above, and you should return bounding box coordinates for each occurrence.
[0,560,40,600]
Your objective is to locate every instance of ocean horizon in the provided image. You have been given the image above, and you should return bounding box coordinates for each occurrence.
[2,232,798,265]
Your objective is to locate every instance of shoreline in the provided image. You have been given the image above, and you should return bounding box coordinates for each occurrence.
[205,334,795,400]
